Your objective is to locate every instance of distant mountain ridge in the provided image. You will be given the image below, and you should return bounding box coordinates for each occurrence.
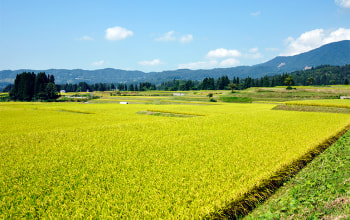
[1,40,350,87]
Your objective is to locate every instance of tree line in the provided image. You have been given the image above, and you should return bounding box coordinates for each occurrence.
[58,81,157,92]
[9,72,58,101]
[155,65,350,91]
[4,65,350,97]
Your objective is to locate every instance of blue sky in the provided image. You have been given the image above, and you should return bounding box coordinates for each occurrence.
[1,0,350,72]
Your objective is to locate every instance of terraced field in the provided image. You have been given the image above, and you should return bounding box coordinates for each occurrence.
[286,99,350,108]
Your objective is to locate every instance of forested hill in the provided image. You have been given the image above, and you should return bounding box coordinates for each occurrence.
[1,40,350,88]
[260,40,350,74]
[287,64,350,85]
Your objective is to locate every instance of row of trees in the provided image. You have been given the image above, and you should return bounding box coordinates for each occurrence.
[54,65,350,93]
[155,75,285,91]
[114,82,156,91]
[10,72,58,101]
[5,65,350,98]
[157,65,350,91]
[59,82,157,92]
[59,82,115,92]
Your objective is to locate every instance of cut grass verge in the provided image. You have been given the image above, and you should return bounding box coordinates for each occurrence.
[206,124,350,219]
[245,129,350,219]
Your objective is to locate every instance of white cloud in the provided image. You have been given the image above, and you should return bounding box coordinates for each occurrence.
[335,0,350,8]
[249,48,259,53]
[250,11,261,16]
[265,47,280,52]
[92,60,104,66]
[325,28,350,42]
[178,48,243,70]
[220,58,240,67]
[207,48,241,58]
[245,48,263,59]
[180,34,193,43]
[79,35,94,41]
[105,26,133,41]
[155,31,176,42]
[282,28,350,56]
[138,59,161,66]
[178,58,241,69]
[247,52,263,59]
[155,31,193,43]
[178,60,218,70]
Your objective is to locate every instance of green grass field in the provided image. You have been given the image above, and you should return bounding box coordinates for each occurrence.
[1,100,350,218]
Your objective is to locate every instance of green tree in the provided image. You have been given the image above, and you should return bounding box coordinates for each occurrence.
[78,82,90,92]
[10,72,58,101]
[46,82,58,99]
[307,77,314,85]
[284,76,294,86]
[227,83,238,93]
[128,84,134,91]
[35,72,49,100]
[329,80,336,85]
[10,72,36,101]
[49,74,55,84]
[262,75,270,87]
[271,78,275,87]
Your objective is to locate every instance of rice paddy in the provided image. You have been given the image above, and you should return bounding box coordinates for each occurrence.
[1,100,350,218]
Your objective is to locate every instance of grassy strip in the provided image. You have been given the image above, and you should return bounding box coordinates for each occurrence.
[206,124,350,219]
[219,96,252,103]
[273,104,350,114]
[245,130,350,219]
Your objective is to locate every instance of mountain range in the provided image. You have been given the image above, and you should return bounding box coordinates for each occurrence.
[1,40,350,88]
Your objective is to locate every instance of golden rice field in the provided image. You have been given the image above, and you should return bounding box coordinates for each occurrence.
[1,102,350,218]
[286,99,350,108]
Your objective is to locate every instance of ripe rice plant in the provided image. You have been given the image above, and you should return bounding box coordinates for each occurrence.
[1,102,350,218]
[286,99,350,108]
